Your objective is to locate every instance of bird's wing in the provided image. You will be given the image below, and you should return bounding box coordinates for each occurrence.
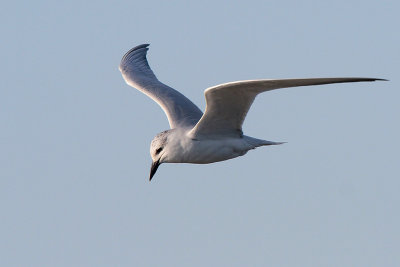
[119,44,203,129]
[189,77,385,138]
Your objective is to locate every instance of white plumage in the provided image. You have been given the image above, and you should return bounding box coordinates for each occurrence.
[119,44,385,181]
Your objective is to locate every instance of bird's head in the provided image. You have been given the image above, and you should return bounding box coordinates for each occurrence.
[149,130,171,181]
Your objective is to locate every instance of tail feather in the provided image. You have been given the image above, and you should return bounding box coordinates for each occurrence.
[244,135,286,148]
[261,141,286,146]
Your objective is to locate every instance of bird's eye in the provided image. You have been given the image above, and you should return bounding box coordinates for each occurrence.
[155,147,163,155]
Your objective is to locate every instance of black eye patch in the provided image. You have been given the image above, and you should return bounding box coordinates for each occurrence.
[155,147,163,155]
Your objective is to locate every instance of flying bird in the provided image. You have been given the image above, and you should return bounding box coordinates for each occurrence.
[119,44,385,181]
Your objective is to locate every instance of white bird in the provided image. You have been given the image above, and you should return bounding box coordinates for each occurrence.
[119,44,385,181]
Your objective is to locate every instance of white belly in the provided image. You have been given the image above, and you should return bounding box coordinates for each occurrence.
[178,138,251,164]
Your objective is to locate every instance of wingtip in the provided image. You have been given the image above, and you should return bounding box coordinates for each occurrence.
[352,77,388,82]
[127,43,150,52]
[340,77,389,83]
[120,43,151,66]
[134,43,150,50]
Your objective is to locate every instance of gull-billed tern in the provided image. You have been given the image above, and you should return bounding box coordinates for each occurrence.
[119,44,385,181]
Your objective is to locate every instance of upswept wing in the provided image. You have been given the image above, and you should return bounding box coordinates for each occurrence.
[119,44,203,129]
[189,77,385,138]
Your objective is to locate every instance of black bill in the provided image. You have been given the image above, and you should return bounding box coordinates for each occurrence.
[149,159,160,181]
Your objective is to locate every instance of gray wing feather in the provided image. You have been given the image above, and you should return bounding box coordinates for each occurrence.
[190,77,386,138]
[119,44,203,129]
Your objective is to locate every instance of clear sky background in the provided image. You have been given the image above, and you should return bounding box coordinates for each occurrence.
[1,0,399,266]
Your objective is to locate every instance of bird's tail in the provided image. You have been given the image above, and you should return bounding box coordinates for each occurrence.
[244,136,286,149]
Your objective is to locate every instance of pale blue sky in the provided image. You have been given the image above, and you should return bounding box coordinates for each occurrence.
[1,0,399,266]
